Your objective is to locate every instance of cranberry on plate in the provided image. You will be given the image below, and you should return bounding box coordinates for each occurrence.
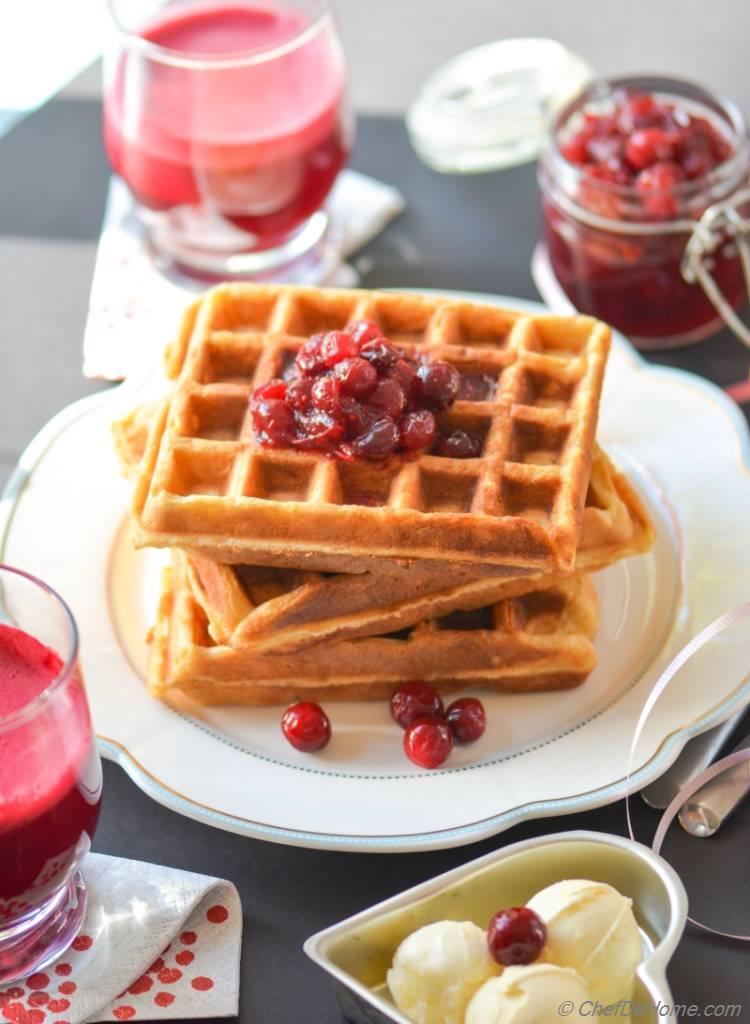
[487,907,547,966]
[403,715,454,769]
[281,701,331,752]
[248,320,465,462]
[445,697,486,743]
[390,681,444,728]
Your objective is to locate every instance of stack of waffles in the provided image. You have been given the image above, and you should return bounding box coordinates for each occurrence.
[116,285,655,706]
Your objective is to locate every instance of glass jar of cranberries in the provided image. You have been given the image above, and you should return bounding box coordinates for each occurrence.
[539,75,750,347]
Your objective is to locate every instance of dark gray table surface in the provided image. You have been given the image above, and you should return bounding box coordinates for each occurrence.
[1,91,750,1021]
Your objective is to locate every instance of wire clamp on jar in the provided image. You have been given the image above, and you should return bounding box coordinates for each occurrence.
[682,187,750,347]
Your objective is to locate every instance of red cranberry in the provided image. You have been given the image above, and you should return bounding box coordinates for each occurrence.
[336,357,378,398]
[360,338,400,371]
[625,128,674,170]
[340,397,380,437]
[636,161,685,218]
[281,701,331,752]
[368,377,406,419]
[487,908,547,967]
[352,418,399,460]
[389,358,418,399]
[587,135,625,167]
[294,412,343,449]
[390,681,444,728]
[311,375,341,415]
[250,397,295,447]
[445,697,486,743]
[346,319,382,345]
[416,361,459,411]
[286,377,313,411]
[434,429,482,459]
[321,331,359,367]
[618,91,658,132]
[399,409,436,451]
[561,133,589,165]
[251,379,287,402]
[403,715,454,769]
[295,334,326,375]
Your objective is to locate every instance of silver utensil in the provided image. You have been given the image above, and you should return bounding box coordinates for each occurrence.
[679,729,750,837]
[641,709,746,809]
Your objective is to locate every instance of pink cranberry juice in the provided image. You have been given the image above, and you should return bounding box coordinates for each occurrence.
[104,2,349,243]
[0,626,101,915]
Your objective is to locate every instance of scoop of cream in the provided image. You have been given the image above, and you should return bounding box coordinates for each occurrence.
[387,920,500,1024]
[526,879,642,1006]
[466,964,590,1024]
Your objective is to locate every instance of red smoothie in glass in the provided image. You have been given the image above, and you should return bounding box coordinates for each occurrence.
[104,2,349,243]
[0,625,101,915]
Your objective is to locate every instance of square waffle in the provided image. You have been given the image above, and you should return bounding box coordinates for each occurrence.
[132,285,611,574]
[115,409,652,653]
[185,448,652,652]
[148,554,599,706]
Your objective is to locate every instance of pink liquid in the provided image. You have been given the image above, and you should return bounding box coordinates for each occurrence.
[104,2,349,242]
[0,626,101,913]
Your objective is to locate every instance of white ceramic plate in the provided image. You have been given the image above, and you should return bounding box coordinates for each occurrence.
[3,292,750,852]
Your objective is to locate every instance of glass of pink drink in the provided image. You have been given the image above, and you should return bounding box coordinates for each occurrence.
[0,566,102,984]
[104,0,353,280]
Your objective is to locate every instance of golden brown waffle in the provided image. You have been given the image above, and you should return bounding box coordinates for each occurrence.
[186,449,652,652]
[132,285,611,574]
[148,554,599,706]
[114,410,651,653]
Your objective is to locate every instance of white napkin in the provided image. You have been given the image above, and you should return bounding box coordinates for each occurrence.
[83,173,405,381]
[2,854,242,1023]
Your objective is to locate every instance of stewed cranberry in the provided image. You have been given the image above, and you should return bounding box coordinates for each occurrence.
[416,361,460,411]
[250,389,295,446]
[295,334,327,375]
[390,681,444,728]
[321,330,359,367]
[360,338,400,371]
[286,377,313,411]
[249,327,460,461]
[487,908,547,967]
[389,358,418,398]
[352,418,399,460]
[445,697,486,743]
[403,715,454,769]
[346,319,382,345]
[558,89,733,223]
[281,701,331,752]
[625,128,674,170]
[336,357,378,399]
[311,376,341,415]
[368,377,406,419]
[636,161,685,218]
[434,429,483,459]
[341,397,380,437]
[399,410,436,451]
[294,412,343,448]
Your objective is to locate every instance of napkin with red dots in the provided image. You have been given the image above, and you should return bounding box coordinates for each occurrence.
[1,854,242,1024]
[82,173,405,381]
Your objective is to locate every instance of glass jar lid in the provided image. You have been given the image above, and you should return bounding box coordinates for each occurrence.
[407,38,593,174]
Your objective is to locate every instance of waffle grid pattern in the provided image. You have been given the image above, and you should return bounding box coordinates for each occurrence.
[135,285,610,570]
[148,556,599,705]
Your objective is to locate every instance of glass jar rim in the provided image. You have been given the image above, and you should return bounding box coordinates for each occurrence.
[0,564,80,732]
[106,0,332,70]
[545,72,750,203]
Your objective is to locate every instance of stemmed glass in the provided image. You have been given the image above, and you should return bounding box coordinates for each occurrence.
[0,566,102,984]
